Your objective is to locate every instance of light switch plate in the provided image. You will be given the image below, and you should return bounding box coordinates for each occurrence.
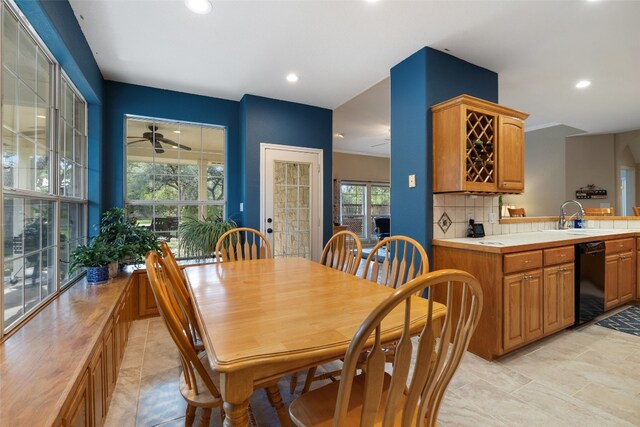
[240,202,244,212]
[408,174,416,188]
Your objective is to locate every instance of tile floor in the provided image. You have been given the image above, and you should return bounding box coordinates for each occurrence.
[106,307,640,427]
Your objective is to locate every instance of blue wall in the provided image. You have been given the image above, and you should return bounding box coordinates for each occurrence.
[15,0,104,231]
[390,47,498,262]
[102,81,242,218]
[240,95,333,243]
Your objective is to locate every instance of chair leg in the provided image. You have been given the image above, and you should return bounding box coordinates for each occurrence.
[198,408,211,427]
[301,366,317,394]
[289,372,298,394]
[185,404,196,426]
[247,403,258,427]
[265,384,291,427]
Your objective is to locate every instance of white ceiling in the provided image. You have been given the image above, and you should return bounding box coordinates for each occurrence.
[69,0,640,158]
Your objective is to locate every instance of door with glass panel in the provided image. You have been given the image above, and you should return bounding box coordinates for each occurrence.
[262,144,322,261]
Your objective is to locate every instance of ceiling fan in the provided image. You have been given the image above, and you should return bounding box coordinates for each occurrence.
[127,125,192,154]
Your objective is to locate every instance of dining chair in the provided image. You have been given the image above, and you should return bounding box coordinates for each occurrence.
[319,230,362,275]
[145,252,287,426]
[361,236,429,290]
[297,236,428,395]
[289,269,484,427]
[583,207,615,216]
[160,241,204,351]
[634,207,640,216]
[214,227,272,262]
[507,207,526,217]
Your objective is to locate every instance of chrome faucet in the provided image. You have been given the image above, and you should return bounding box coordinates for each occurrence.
[559,200,585,229]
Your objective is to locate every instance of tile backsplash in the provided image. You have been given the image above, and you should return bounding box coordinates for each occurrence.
[433,194,557,239]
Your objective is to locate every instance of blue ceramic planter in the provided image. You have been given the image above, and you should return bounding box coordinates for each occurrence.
[87,266,109,283]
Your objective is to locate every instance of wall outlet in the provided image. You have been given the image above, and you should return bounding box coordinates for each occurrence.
[408,174,416,188]
[489,212,498,224]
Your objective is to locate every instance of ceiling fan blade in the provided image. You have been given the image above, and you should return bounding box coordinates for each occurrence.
[127,139,148,144]
[153,140,165,154]
[157,137,192,151]
[371,141,390,148]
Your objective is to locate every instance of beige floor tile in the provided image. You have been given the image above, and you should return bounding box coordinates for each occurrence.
[574,349,640,389]
[511,380,635,427]
[453,352,532,393]
[573,382,640,425]
[128,319,149,340]
[438,388,507,426]
[454,378,566,426]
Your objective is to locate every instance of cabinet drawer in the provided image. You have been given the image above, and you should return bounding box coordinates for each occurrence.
[605,238,634,255]
[544,246,575,266]
[504,250,543,274]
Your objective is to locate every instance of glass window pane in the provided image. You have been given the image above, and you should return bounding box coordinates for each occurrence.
[36,49,50,103]
[3,9,18,73]
[17,29,36,92]
[3,71,18,131]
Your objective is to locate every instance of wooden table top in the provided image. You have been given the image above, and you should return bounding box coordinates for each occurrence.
[183,257,446,373]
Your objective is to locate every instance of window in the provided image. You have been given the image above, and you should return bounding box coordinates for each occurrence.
[340,182,390,241]
[1,2,88,334]
[125,117,226,258]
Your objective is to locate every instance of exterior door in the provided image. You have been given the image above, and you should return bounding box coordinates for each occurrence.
[261,144,322,261]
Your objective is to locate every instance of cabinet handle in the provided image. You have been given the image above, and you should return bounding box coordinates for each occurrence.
[523,274,530,281]
[524,259,530,264]
[558,267,565,272]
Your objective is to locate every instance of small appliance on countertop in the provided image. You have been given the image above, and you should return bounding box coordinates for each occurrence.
[466,219,485,238]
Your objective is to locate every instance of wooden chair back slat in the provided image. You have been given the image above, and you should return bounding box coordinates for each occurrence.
[330,269,483,427]
[362,236,429,292]
[381,301,413,427]
[215,227,272,262]
[145,252,221,399]
[320,230,362,275]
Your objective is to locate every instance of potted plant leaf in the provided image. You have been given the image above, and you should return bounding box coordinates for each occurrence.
[95,207,161,269]
[179,215,237,259]
[69,237,118,283]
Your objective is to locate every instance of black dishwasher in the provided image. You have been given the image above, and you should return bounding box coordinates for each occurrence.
[574,241,605,326]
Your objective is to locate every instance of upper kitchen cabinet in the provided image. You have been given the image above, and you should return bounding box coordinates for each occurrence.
[432,95,529,194]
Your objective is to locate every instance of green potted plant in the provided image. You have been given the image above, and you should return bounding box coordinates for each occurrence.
[179,214,237,259]
[69,238,118,283]
[95,207,161,268]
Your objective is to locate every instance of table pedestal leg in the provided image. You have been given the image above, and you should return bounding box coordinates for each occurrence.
[221,371,253,427]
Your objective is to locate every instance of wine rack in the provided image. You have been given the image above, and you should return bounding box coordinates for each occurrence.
[465,110,496,184]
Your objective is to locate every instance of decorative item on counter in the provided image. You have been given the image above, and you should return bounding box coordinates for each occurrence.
[576,184,607,199]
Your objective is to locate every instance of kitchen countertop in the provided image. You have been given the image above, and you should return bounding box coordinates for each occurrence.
[432,229,640,254]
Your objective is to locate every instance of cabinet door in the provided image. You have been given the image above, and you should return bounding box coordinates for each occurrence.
[545,264,575,334]
[62,372,90,427]
[604,254,620,310]
[618,251,634,303]
[523,270,544,341]
[543,266,561,334]
[89,345,105,427]
[559,263,575,329]
[497,116,525,192]
[138,274,159,318]
[464,108,498,193]
[503,273,525,351]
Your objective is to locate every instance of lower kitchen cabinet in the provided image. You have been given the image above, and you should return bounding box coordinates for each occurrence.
[138,274,159,318]
[62,372,91,427]
[543,263,575,334]
[503,269,543,352]
[604,238,635,310]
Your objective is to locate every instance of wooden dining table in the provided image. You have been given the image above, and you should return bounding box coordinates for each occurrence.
[183,257,446,427]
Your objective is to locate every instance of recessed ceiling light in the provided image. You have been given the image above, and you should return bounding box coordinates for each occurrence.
[575,80,591,89]
[173,130,181,134]
[185,0,212,14]
[335,133,344,139]
[365,0,380,3]
[36,115,46,119]
[286,73,299,83]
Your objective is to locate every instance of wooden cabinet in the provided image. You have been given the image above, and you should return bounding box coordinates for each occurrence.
[62,372,90,427]
[604,238,635,310]
[503,269,543,351]
[543,263,575,334]
[138,274,159,318]
[89,344,106,427]
[432,94,529,194]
